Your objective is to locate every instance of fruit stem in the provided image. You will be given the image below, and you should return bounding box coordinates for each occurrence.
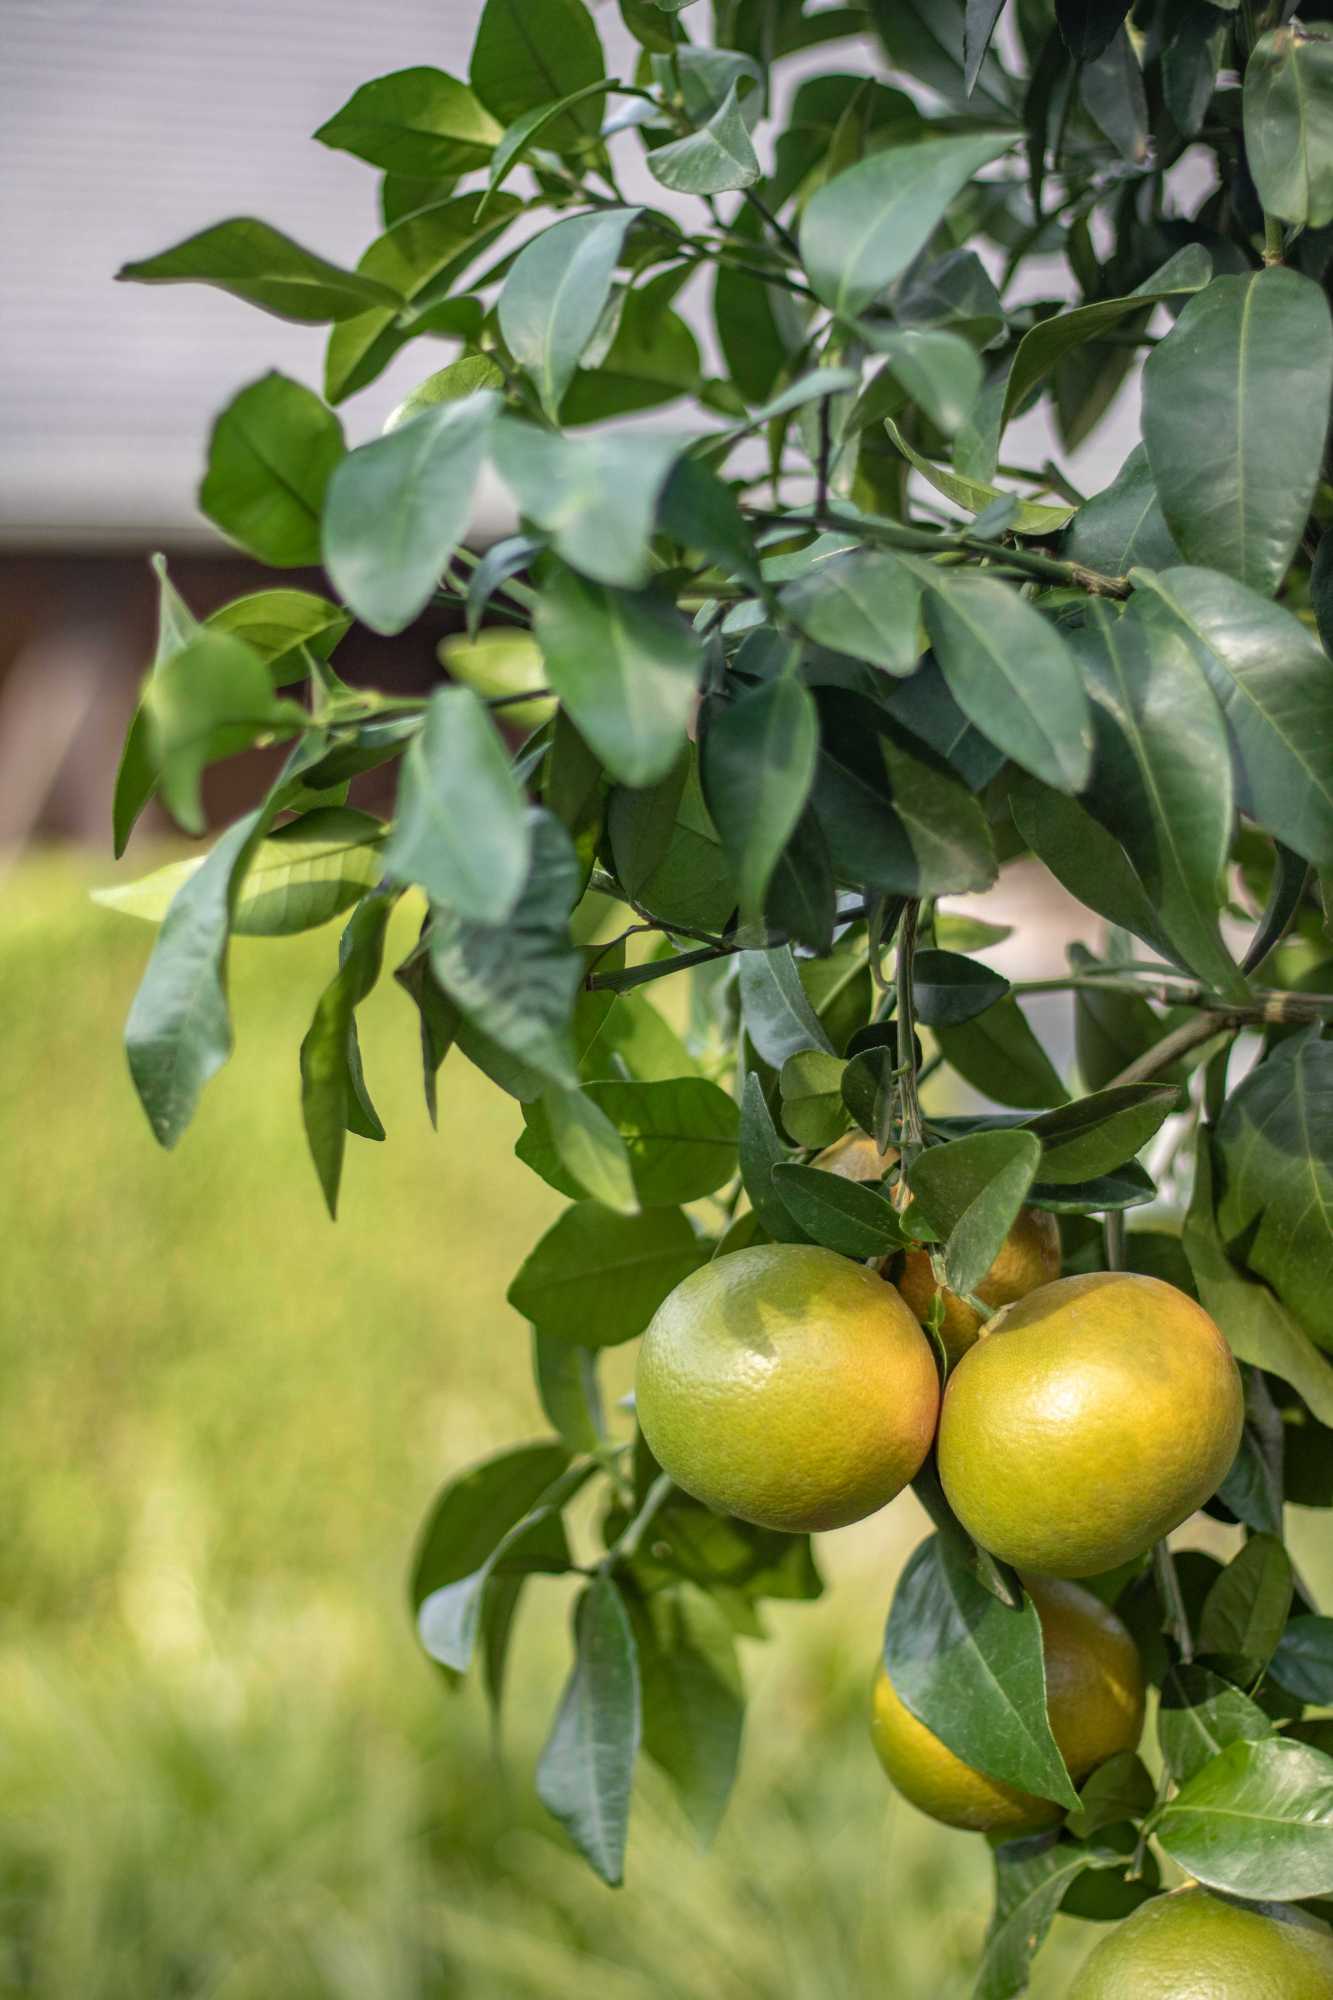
[1153,1538,1195,1665]
[602,1471,675,1571]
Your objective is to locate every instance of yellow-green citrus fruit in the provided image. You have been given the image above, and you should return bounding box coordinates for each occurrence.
[437,631,556,731]
[1068,1887,1333,1999]
[870,1575,1145,1834]
[635,1244,940,1533]
[937,1272,1243,1577]
[815,1131,898,1182]
[896,1204,1061,1365]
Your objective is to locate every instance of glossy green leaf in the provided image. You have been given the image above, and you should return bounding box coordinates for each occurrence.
[508,1201,705,1344]
[1063,444,1180,579]
[299,891,395,1215]
[1074,600,1243,998]
[537,1576,640,1887]
[912,949,1008,1028]
[883,420,1076,535]
[909,1129,1042,1296]
[779,550,923,677]
[633,1585,744,1845]
[701,676,818,926]
[1002,246,1211,428]
[739,1071,809,1243]
[977,1840,1121,2000]
[1158,1662,1273,1786]
[200,373,344,567]
[205,589,350,684]
[496,421,677,589]
[770,1163,905,1258]
[1184,1129,1333,1426]
[314,67,501,175]
[542,1086,639,1216]
[607,749,736,934]
[1142,270,1333,595]
[1028,1162,1155,1213]
[324,196,517,403]
[739,947,836,1068]
[144,632,303,835]
[479,81,618,218]
[1197,1533,1293,1669]
[429,810,583,1091]
[117,219,403,322]
[534,563,700,785]
[112,558,200,855]
[522,1077,738,1206]
[410,1438,572,1632]
[499,208,639,420]
[1245,28,1333,229]
[1154,1736,1333,1900]
[778,1049,849,1147]
[1271,1617,1333,1705]
[324,391,498,635]
[1215,1034,1333,1343]
[801,134,1014,319]
[382,685,530,924]
[95,807,385,935]
[812,704,998,899]
[885,1535,1078,1807]
[470,0,607,151]
[534,1335,604,1454]
[1136,567,1333,870]
[936,997,1069,1110]
[1024,1084,1180,1186]
[648,82,760,194]
[925,574,1092,793]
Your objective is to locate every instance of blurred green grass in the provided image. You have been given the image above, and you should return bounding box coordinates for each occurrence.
[2,855,1327,2000]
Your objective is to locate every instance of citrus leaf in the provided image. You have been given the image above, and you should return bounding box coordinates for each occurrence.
[648,82,760,195]
[498,208,640,420]
[1245,27,1333,230]
[470,0,607,151]
[382,685,530,924]
[924,573,1091,793]
[935,997,1069,1110]
[314,67,501,176]
[542,1086,639,1216]
[507,1202,707,1344]
[633,1585,744,1845]
[1158,1662,1272,1786]
[521,1077,738,1206]
[299,890,396,1216]
[200,372,345,567]
[1023,1084,1180,1186]
[779,549,924,677]
[1197,1533,1293,1670]
[912,948,1009,1027]
[537,1576,641,1887]
[117,218,404,322]
[770,1162,905,1258]
[1271,1617,1333,1705]
[1154,1736,1333,1899]
[739,947,837,1068]
[701,676,818,926]
[908,1129,1042,1297]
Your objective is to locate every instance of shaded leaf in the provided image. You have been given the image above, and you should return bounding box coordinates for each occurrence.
[1158,1662,1273,1786]
[770,1163,905,1258]
[1024,1084,1180,1186]
[739,947,836,1068]
[1245,28,1333,230]
[909,1129,1042,1296]
[936,996,1069,1109]
[383,685,529,924]
[701,676,818,927]
[200,373,345,567]
[499,208,640,420]
[299,891,396,1215]
[508,1201,706,1344]
[117,219,403,322]
[471,0,607,151]
[634,1585,744,1845]
[1197,1533,1293,1669]
[924,574,1091,793]
[1215,1035,1333,1347]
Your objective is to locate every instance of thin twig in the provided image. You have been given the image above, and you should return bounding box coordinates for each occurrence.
[601,1471,674,1571]
[896,899,925,1164]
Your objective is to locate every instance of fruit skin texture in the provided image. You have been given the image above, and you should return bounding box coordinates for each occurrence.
[870,1575,1145,1834]
[937,1271,1243,1578]
[635,1244,939,1533]
[896,1204,1061,1364]
[1068,1887,1333,1999]
[815,1132,898,1181]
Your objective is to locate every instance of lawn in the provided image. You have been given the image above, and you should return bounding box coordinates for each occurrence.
[1,855,1325,2000]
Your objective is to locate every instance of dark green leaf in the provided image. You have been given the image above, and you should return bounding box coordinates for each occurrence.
[812,702,997,899]
[117,219,403,322]
[701,677,818,927]
[924,574,1091,793]
[770,1162,905,1258]
[496,420,677,589]
[1197,1533,1293,1669]
[112,557,199,854]
[498,208,639,420]
[779,550,923,677]
[884,1535,1078,1807]
[324,391,498,634]
[1154,1736,1333,1899]
[634,1584,744,1844]
[1056,0,1130,61]
[393,947,456,1127]
[382,685,529,923]
[1216,1368,1285,1535]
[800,134,1015,319]
[1080,27,1149,164]
[200,373,344,567]
[205,588,350,684]
[537,1574,641,1885]
[1184,1129,1333,1427]
[299,891,396,1215]
[779,1049,848,1147]
[909,1129,1042,1296]
[534,563,700,784]
[1215,1035,1333,1345]
[1024,1084,1180,1186]
[534,1334,605,1454]
[607,749,736,934]
[739,947,836,1068]
[657,453,760,590]
[883,420,1076,535]
[1066,1751,1156,1839]
[964,0,1007,96]
[540,1086,638,1216]
[1245,28,1333,230]
[1271,1617,1333,1705]
[1009,773,1182,967]
[1064,445,1180,579]
[470,0,607,151]
[480,81,618,217]
[1142,270,1333,596]
[862,327,983,436]
[508,1201,706,1344]
[410,1438,572,1617]
[936,997,1069,1109]
[739,1070,810,1243]
[867,0,1016,118]
[1158,1662,1273,1785]
[977,1839,1121,2000]
[1028,1162,1156,1213]
[912,949,1009,1028]
[314,67,501,176]
[430,809,583,1091]
[521,1077,738,1206]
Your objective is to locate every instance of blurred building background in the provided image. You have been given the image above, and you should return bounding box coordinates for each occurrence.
[0,10,1271,2000]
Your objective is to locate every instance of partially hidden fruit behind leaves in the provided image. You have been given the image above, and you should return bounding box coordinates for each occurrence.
[896,1204,1061,1365]
[1068,1886,1333,2000]
[937,1273,1243,1577]
[814,1132,899,1181]
[870,1575,1145,1835]
[437,630,556,731]
[635,1243,939,1533]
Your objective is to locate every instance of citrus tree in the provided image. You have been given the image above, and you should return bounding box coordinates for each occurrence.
[104,1,1333,1991]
